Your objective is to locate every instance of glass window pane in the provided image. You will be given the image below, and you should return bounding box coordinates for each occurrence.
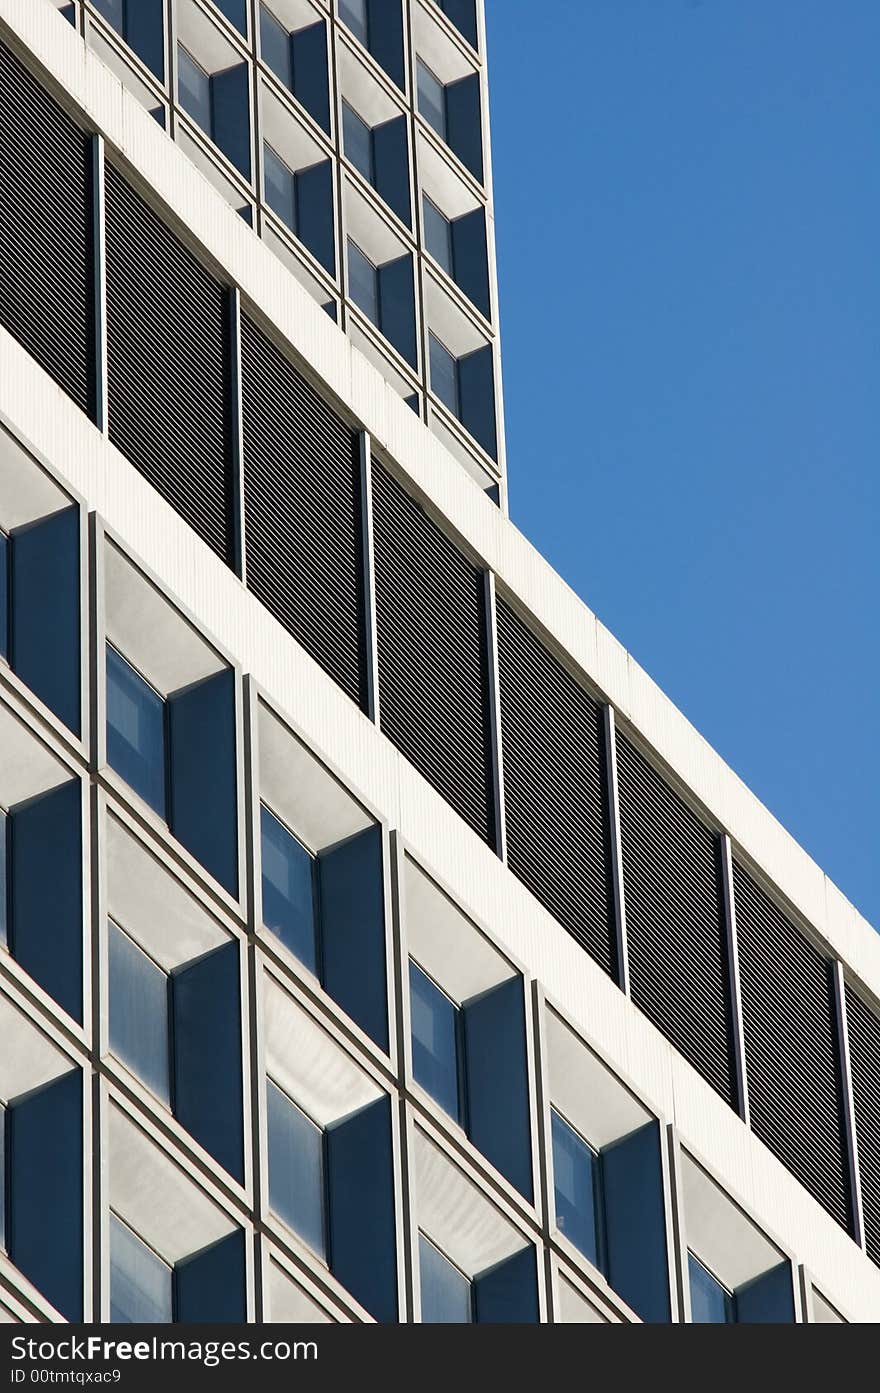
[419,1234,472,1323]
[409,961,463,1124]
[339,0,368,46]
[0,1102,5,1252]
[0,528,7,659]
[423,197,453,275]
[689,1253,735,1324]
[106,645,167,819]
[94,0,124,33]
[260,805,318,974]
[109,1215,173,1324]
[551,1109,600,1267]
[108,921,171,1104]
[260,5,292,88]
[417,60,446,139]
[215,0,248,34]
[342,102,373,184]
[178,46,212,133]
[429,333,459,415]
[0,809,6,950]
[348,240,379,325]
[267,1081,326,1259]
[263,143,297,232]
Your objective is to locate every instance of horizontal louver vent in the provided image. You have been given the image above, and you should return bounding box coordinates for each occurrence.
[104,166,233,566]
[845,985,880,1265]
[495,599,617,979]
[616,733,736,1108]
[240,314,367,709]
[0,39,93,415]
[733,860,852,1232]
[371,463,495,844]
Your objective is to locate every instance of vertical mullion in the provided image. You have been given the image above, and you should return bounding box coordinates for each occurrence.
[482,570,506,862]
[720,834,750,1125]
[228,286,246,580]
[359,431,380,725]
[603,706,629,996]
[91,133,108,436]
[832,960,865,1248]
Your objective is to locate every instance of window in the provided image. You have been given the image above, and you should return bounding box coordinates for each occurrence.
[0,1102,5,1252]
[423,197,453,275]
[342,101,373,183]
[267,1081,327,1260]
[94,0,124,29]
[110,1214,173,1324]
[260,5,292,88]
[105,645,167,819]
[551,1109,602,1269]
[409,961,466,1126]
[215,0,247,34]
[108,921,171,1104]
[417,60,446,139]
[177,46,212,133]
[339,0,368,45]
[419,1234,472,1323]
[347,240,380,325]
[0,808,6,950]
[428,332,458,415]
[689,1253,735,1324]
[260,805,318,975]
[0,529,8,660]
[263,144,297,231]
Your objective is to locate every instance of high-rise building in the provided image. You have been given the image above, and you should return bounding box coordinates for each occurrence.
[0,0,877,1327]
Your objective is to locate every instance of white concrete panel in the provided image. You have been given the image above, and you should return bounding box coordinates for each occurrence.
[261,82,325,172]
[0,424,71,531]
[0,994,73,1104]
[403,855,513,1003]
[557,1276,608,1324]
[812,1289,845,1324]
[544,1007,650,1151]
[264,976,382,1128]
[258,701,373,852]
[0,700,72,809]
[413,1128,526,1278]
[412,1,473,83]
[177,0,242,75]
[106,814,229,971]
[104,540,225,694]
[108,1104,236,1264]
[267,1262,334,1323]
[337,42,401,128]
[680,1151,783,1291]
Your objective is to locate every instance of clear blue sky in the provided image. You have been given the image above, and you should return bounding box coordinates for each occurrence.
[485,1,879,928]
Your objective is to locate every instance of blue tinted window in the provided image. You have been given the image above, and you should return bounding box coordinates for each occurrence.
[110,1215,173,1324]
[178,46,212,132]
[0,530,8,660]
[429,333,458,415]
[108,921,171,1104]
[419,1234,472,1323]
[423,197,453,275]
[342,102,373,183]
[106,646,167,819]
[348,240,379,325]
[551,1109,601,1268]
[215,0,247,34]
[0,809,6,950]
[410,961,464,1125]
[260,805,318,974]
[263,143,297,231]
[260,5,292,88]
[0,1102,5,1252]
[689,1253,735,1324]
[267,1081,326,1259]
[339,0,368,45]
[94,0,124,31]
[417,60,446,139]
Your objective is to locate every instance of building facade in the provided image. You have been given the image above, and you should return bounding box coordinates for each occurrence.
[0,0,878,1325]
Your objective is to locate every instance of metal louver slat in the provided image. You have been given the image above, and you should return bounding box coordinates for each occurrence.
[0,39,93,415]
[616,733,736,1108]
[371,463,495,845]
[845,985,880,1265]
[104,165,234,566]
[240,314,368,709]
[495,598,617,979]
[733,860,852,1232]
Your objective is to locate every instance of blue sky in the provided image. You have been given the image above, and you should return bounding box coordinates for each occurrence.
[485,1,879,928]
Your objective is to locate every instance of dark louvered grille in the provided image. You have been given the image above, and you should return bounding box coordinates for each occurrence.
[734,860,852,1232]
[845,986,880,1265]
[616,733,736,1107]
[240,314,367,708]
[496,598,617,978]
[0,39,93,414]
[104,165,233,565]
[372,463,495,844]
